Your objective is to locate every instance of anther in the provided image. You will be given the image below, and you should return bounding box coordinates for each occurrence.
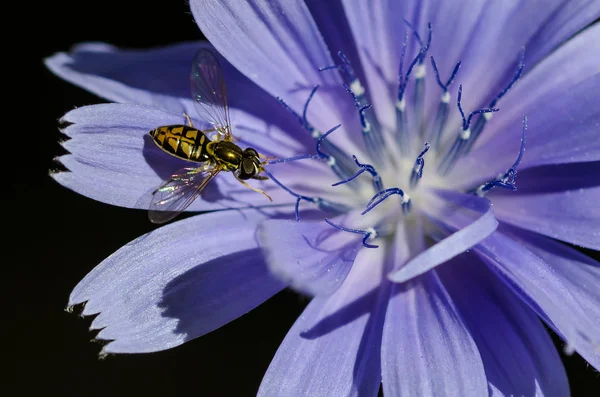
[429,57,461,149]
[363,188,411,215]
[410,142,430,188]
[344,84,386,163]
[332,155,384,192]
[465,48,525,154]
[472,116,527,196]
[277,89,355,178]
[324,218,379,249]
[404,21,433,133]
[438,85,499,174]
[263,169,349,222]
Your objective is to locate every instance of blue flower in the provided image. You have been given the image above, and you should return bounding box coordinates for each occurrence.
[46,1,600,396]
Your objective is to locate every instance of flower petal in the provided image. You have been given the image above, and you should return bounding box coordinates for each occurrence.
[497,161,600,194]
[381,270,487,397]
[69,210,285,353]
[453,23,600,187]
[45,42,200,114]
[340,1,599,130]
[475,227,600,368]
[500,225,600,369]
[492,187,600,250]
[53,103,327,211]
[438,255,569,397]
[258,214,368,296]
[389,189,498,283]
[258,243,387,397]
[190,0,345,132]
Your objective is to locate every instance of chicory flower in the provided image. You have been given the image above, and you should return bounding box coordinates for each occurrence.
[47,1,600,396]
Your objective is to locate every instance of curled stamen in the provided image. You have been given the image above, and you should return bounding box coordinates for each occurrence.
[324,218,378,249]
[344,85,386,161]
[363,188,411,215]
[277,90,355,178]
[473,116,527,196]
[268,154,318,165]
[431,57,461,92]
[438,85,499,174]
[403,21,433,133]
[465,48,526,154]
[457,85,500,131]
[396,39,426,153]
[332,155,384,192]
[403,19,432,51]
[276,85,320,137]
[410,142,431,188]
[263,169,349,222]
[429,57,461,150]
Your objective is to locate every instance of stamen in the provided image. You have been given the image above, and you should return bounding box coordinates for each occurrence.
[277,92,355,178]
[263,169,350,222]
[324,218,378,249]
[404,21,433,134]
[465,48,526,154]
[396,34,426,154]
[362,188,411,215]
[438,85,499,174]
[344,84,386,162]
[268,154,318,165]
[472,116,527,196]
[332,155,384,192]
[276,85,320,137]
[429,56,461,150]
[410,142,430,188]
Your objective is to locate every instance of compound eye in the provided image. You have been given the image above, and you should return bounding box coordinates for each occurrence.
[244,148,259,158]
[239,158,256,179]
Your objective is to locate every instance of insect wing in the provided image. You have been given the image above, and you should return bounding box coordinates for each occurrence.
[190,49,231,138]
[149,164,222,224]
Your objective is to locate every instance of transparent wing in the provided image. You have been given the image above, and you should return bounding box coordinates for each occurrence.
[149,163,222,224]
[190,49,231,138]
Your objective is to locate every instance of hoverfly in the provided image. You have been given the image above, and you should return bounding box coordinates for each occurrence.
[148,49,271,224]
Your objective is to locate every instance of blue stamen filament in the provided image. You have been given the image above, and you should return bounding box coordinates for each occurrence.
[332,155,384,192]
[343,84,386,162]
[403,21,433,134]
[465,48,526,154]
[438,84,499,174]
[263,168,349,222]
[363,188,411,216]
[396,35,427,154]
[473,116,527,196]
[322,51,387,165]
[276,90,355,178]
[410,142,431,188]
[429,56,461,150]
[324,218,378,249]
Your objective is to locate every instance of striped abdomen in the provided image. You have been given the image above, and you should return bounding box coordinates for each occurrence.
[150,125,211,162]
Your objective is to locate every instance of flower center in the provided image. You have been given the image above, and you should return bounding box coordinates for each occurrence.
[266,21,527,247]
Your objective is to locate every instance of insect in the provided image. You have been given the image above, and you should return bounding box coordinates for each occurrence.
[148,49,272,224]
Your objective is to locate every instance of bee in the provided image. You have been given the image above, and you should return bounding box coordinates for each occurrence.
[148,49,271,224]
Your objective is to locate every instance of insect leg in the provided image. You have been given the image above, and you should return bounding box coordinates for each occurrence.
[184,113,194,127]
[234,175,273,201]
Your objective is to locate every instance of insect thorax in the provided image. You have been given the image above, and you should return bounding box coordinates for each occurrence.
[210,141,243,171]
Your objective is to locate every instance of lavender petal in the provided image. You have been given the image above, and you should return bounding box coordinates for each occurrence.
[69,210,285,353]
[389,189,498,283]
[381,270,487,396]
[492,187,600,250]
[438,255,569,397]
[476,227,600,369]
[258,244,387,397]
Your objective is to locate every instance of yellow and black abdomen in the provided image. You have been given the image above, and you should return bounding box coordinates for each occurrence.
[150,125,211,163]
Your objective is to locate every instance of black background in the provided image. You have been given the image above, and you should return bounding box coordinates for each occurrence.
[19,0,599,395]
